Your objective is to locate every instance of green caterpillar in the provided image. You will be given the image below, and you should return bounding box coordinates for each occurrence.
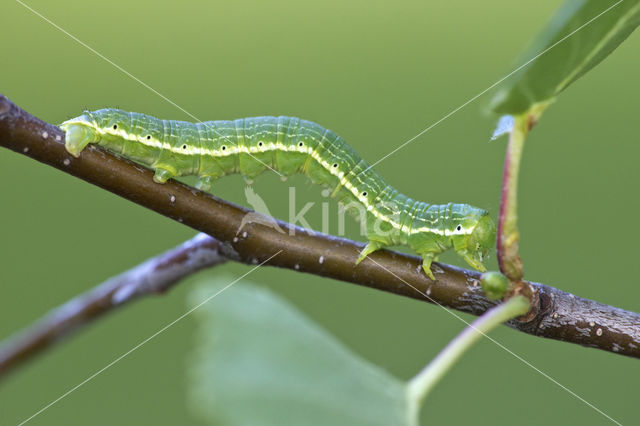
[60,109,495,279]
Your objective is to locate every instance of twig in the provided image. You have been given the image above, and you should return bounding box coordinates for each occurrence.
[0,233,226,378]
[1,95,639,363]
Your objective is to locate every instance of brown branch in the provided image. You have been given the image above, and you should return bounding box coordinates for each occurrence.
[0,233,226,377]
[1,94,639,366]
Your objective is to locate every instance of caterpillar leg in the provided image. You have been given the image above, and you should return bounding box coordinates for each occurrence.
[356,241,382,265]
[460,250,487,273]
[195,176,214,192]
[153,167,175,184]
[421,253,437,281]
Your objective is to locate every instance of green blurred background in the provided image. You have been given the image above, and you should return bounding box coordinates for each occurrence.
[1,0,638,424]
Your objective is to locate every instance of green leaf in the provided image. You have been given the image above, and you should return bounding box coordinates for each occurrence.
[491,0,640,115]
[187,277,410,426]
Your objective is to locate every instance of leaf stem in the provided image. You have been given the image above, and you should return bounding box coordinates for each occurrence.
[497,114,529,281]
[405,295,530,423]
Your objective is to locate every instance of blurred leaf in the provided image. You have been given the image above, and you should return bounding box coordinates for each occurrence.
[187,278,410,426]
[491,0,640,115]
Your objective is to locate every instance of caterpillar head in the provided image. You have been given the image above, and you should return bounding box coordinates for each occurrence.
[452,212,496,272]
[59,112,99,157]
